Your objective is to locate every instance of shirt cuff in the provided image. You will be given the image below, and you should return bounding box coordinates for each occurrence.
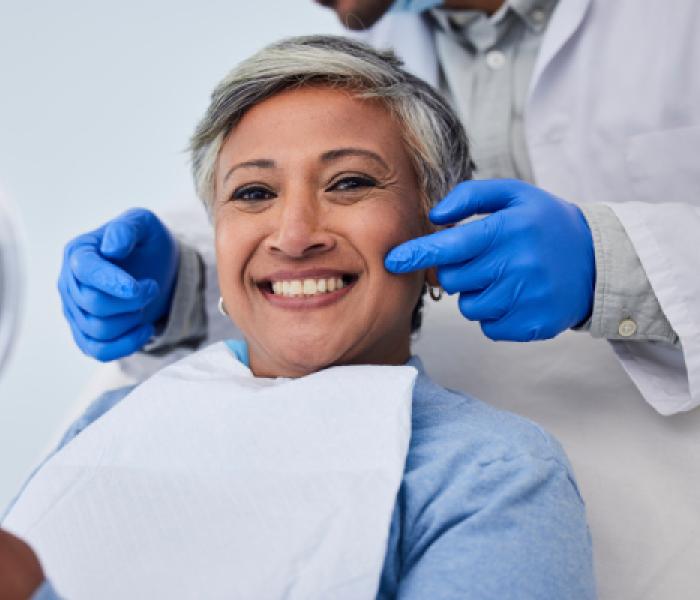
[576,203,679,345]
[141,239,207,354]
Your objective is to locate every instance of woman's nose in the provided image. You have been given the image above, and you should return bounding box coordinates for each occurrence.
[265,198,335,259]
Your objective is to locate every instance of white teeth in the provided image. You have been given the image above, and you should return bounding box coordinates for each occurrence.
[303,279,317,295]
[289,280,303,297]
[268,276,351,297]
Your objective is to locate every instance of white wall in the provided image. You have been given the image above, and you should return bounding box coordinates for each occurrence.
[0,1,342,509]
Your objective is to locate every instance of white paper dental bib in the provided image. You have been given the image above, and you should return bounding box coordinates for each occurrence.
[4,343,416,599]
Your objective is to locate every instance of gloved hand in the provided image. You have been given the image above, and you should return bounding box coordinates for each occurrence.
[58,208,180,361]
[385,179,595,341]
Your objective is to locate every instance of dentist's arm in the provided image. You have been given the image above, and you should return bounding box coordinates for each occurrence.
[386,178,677,346]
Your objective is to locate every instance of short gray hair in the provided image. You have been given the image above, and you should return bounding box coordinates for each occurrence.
[190,35,472,214]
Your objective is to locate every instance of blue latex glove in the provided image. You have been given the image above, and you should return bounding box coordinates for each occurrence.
[58,208,179,361]
[385,179,595,341]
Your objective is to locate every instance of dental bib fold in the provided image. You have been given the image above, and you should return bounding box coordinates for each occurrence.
[3,342,416,600]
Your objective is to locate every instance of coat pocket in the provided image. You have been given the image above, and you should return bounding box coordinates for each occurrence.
[625,125,700,204]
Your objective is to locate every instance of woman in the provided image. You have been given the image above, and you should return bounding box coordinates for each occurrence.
[3,36,595,599]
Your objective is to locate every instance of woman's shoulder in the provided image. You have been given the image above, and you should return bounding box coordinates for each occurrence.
[390,365,594,599]
[409,365,575,477]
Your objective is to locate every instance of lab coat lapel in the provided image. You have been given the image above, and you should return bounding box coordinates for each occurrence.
[528,0,591,99]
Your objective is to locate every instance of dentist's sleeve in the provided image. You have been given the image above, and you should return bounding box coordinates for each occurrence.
[602,201,700,415]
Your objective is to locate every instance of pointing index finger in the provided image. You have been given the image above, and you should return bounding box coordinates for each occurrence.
[385,217,497,273]
[70,245,140,298]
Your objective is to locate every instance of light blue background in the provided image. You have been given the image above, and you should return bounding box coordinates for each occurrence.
[0,0,342,508]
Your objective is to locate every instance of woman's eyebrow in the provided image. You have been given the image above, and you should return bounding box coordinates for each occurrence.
[223,159,276,183]
[320,148,389,171]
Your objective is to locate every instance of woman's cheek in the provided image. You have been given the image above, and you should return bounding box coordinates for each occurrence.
[365,215,424,301]
[369,209,424,256]
[215,219,246,293]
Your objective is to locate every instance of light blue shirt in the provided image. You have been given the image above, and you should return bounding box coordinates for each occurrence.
[17,341,595,599]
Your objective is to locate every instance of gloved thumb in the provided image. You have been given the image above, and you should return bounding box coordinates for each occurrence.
[101,219,139,259]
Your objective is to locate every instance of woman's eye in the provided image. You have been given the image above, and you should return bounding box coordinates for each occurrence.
[232,186,275,202]
[328,176,377,192]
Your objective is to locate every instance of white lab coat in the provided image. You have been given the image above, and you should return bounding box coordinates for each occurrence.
[354,0,700,416]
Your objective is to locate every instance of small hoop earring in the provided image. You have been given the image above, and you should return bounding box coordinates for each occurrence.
[428,286,443,302]
[218,296,228,316]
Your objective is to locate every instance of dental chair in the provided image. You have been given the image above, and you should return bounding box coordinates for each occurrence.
[67,206,700,600]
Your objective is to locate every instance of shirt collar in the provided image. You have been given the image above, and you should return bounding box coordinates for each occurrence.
[509,0,558,32]
[430,0,558,51]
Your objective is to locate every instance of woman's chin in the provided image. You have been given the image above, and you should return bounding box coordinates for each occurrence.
[251,342,351,378]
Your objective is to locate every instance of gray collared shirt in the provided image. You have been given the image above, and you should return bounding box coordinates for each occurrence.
[430,0,558,182]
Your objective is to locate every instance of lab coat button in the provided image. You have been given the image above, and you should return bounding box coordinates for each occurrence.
[618,318,637,337]
[486,50,506,70]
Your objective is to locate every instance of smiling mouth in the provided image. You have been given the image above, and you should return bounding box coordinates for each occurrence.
[258,274,359,298]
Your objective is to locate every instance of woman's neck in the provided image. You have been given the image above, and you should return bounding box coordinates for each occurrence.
[246,338,412,378]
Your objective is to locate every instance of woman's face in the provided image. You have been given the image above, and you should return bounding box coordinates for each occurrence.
[214,86,428,377]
